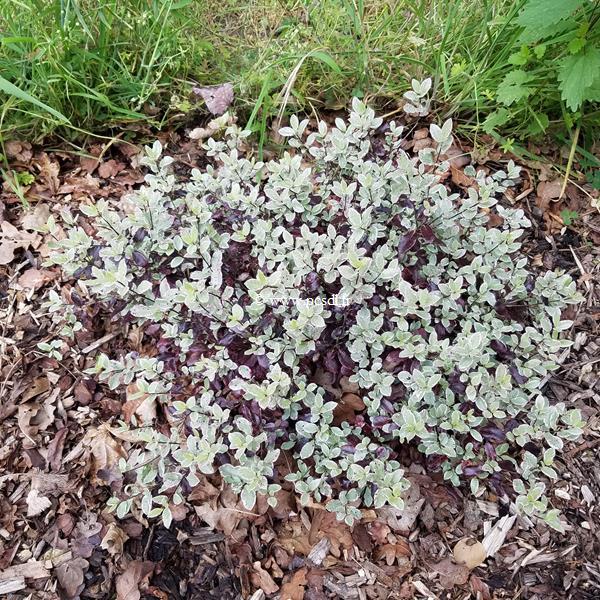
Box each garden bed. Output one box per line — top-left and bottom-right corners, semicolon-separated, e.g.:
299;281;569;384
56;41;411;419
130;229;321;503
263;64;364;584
0;116;598;599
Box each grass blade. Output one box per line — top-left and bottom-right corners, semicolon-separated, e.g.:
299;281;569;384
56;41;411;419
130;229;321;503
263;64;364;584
0;75;70;123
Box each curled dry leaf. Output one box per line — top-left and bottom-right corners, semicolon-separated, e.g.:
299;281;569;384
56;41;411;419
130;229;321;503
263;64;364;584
453;538;486;569
100;523;129;556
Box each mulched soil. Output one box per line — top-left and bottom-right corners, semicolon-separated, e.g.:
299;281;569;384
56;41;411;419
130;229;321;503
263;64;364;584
0;129;599;600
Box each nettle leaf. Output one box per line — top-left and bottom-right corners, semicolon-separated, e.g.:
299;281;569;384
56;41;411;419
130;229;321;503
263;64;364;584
517;0;583;42
557;45;600;111
497;70;536;106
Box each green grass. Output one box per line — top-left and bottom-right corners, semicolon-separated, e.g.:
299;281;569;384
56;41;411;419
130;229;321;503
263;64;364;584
0;0;211;141
196;0;523;114
1;0;599;151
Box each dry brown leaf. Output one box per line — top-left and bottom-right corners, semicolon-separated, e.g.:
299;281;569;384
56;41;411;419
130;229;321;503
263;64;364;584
98;159;125;179
537;179;562;206
21;203;50;230
18;398;56;439
277;520;313;556
55;557;88;599
86;424;126;482
450;165;475;188
374;541;411;566
36;153;60;193
433;557;470;589
5;140;33;162
0;221;39;265
71;517;103;559
47;427;68;471
250;561;279;595
194;486;258;536
309;509;353;557
369;520;391;545
26;488;52;517
270;489;296;519
377;482;424;534
116;561;154;600
453;538;486;569
101;523;129;556
193;83;234;115
123;383;156;425
21;376;50;402
279;568;307;600
17;268;57;290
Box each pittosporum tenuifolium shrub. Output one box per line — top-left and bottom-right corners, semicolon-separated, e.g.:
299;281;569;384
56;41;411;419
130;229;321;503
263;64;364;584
44;94;584;530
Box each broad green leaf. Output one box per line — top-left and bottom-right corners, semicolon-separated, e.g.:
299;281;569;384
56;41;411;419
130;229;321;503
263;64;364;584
497;70;535;106
517;0;583;42
557;45;600;111
0;75;70;122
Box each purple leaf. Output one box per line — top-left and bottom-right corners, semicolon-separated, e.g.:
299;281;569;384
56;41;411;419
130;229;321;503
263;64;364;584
193;83;234;116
